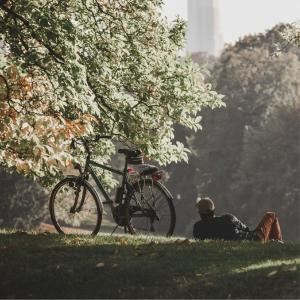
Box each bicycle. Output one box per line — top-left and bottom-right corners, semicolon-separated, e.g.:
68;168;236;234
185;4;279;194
49;135;176;237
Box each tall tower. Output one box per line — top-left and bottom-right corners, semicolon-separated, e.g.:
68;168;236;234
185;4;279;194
187;0;223;56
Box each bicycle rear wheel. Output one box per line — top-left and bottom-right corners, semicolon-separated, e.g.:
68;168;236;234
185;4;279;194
49;176;102;235
125;179;175;237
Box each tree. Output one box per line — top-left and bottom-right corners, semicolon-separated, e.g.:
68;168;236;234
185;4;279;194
0;0;223;183
230;103;300;241
165;52;217;236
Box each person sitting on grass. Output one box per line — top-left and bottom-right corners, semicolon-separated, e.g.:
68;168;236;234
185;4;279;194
193;197;283;243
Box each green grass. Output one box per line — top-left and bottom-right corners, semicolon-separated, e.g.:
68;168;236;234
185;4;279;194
0;229;299;299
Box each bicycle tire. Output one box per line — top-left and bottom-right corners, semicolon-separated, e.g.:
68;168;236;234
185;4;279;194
125;179;176;237
49;176;102;236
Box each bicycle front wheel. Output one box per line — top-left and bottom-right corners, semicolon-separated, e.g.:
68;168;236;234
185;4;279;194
49;176;102;235
125;179;176;237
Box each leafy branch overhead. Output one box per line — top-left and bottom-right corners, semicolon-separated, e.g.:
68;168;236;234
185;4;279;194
282;21;300;48
0;0;223;182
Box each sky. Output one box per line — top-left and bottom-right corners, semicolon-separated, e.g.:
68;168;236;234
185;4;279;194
162;0;300;45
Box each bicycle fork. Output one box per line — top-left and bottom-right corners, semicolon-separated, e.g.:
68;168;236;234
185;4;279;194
70;180;87;214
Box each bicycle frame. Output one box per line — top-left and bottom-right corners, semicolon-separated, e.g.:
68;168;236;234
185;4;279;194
85;156;129;207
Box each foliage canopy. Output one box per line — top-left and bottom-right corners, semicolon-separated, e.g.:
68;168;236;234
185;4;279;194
0;0;223;182
282;21;300;48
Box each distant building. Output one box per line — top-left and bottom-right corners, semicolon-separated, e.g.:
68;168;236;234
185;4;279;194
187;0;223;56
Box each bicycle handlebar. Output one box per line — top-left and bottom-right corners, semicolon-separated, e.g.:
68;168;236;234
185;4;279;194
70;135;112;153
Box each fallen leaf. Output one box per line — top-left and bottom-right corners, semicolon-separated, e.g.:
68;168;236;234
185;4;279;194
116;237;128;245
205;282;213;287
175;238;191;245
95;262;105;268
148;241;158;246
15;230;29;235
288;266;297;272
41;231;51;235
267;270;278;277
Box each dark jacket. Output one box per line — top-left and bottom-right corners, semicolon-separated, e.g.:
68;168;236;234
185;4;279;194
193;213;256;241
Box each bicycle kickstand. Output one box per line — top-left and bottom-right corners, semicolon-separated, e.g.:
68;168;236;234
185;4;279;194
111;224;119;236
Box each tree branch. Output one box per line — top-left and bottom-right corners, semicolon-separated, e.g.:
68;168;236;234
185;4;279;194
0;3;65;64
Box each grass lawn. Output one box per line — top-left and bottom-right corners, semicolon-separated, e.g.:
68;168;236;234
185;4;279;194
0;229;299;299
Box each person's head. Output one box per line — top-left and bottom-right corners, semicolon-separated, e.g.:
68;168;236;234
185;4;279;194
195;197;215;219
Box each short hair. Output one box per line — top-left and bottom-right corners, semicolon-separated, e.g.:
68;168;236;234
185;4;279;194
195;197;215;218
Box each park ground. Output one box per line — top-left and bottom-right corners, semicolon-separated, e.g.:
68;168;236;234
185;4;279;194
0;229;299;299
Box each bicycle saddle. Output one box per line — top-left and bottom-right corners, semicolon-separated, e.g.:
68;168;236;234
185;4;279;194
138;164;159;176
118;149;142;157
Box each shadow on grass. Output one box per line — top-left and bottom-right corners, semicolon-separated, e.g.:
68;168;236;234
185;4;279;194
0;232;299;299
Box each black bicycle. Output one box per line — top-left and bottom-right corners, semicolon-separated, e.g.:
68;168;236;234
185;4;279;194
49;135;176;237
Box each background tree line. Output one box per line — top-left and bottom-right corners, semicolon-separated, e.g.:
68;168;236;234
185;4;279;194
168;25;300;241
